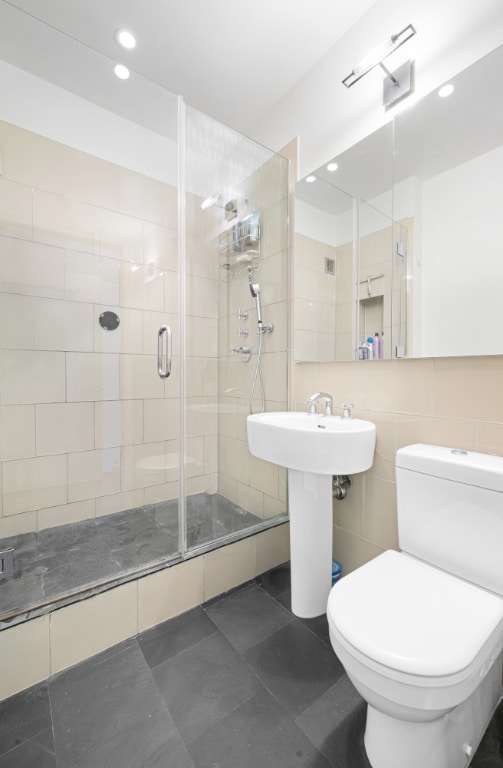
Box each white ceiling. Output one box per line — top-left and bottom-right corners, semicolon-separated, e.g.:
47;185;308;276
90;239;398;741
0;0;378;136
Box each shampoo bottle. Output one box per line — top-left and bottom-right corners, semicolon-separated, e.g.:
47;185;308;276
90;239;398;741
374;332;380;359
379;331;384;359
367;337;374;360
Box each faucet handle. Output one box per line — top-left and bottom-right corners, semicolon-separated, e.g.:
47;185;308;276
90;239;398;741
341;403;354;419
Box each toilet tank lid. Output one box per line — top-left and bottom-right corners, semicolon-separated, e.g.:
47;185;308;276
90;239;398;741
396;444;503;491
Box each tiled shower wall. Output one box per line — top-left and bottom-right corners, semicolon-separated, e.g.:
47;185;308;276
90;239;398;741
0;119;211;539
292;355;503;575
217;155;289;521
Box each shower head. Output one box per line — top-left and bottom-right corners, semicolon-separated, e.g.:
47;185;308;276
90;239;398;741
200;193;238;216
249;280;260;298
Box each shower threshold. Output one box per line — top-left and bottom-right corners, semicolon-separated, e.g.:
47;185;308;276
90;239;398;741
0;493;281;629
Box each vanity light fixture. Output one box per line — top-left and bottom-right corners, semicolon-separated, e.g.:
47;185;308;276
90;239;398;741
343;23;416;109
438;84;454;98
114;64;130;80
115;29;136;49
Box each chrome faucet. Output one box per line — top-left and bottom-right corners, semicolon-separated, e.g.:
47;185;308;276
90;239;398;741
307;392;333;416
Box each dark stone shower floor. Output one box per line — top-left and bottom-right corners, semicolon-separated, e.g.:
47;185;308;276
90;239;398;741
0;493;261;626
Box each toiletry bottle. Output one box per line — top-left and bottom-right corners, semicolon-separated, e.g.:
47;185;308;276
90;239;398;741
367;337;374;360
359;342;369;360
374;332;380;359
379;331;384;360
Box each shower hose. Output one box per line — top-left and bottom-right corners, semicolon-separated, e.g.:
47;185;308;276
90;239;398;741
249;324;265;414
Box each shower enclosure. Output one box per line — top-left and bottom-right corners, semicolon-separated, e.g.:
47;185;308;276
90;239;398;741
0;24;289;624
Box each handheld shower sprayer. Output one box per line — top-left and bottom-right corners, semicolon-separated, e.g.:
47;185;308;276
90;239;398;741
248;271;263;325
247;266;273;415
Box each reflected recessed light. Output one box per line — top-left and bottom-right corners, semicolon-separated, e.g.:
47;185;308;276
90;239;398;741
326;162;338;172
438;84;454;98
306;175;316;183
116;29;136;49
114;64;130;80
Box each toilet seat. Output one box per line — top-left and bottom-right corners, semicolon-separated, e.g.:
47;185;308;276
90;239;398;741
327;550;503;680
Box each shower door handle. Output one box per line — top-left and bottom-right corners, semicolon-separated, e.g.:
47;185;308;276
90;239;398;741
158;325;172;379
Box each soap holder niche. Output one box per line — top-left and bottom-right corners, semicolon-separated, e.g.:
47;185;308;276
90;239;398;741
219;212;261;273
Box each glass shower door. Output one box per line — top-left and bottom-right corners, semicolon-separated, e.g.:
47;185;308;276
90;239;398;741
182;104;289;554
0;28;183;620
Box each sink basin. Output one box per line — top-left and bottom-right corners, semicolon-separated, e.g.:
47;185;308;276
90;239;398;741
247;411;376;475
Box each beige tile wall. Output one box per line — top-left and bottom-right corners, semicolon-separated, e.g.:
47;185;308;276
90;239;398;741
0;120;218;536
0;522;290;701
217;153;289;519
294;232;337;362
291;355;503;575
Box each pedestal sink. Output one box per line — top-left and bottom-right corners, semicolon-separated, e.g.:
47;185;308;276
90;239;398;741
247;411;376;618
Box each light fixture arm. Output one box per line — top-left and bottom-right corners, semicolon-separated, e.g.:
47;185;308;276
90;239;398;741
379;62;399;86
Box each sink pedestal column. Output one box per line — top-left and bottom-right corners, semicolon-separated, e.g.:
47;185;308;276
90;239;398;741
288;469;333;618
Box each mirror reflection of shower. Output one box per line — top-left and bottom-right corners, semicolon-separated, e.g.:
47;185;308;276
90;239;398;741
248;267;274;415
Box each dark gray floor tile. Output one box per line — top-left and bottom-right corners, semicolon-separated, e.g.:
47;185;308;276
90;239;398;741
0;682;51;756
185;493;260;547
95;506;155;533
36;519;97;551
0;730;57;768
152;503;179;540
2;492;259;620
0;533;44;615
471;699;503;767
317;704;370;768
68;707;193;768
50;639;168;766
244;619;345;718
296;674;367;766
109;528;179;570
0;532;38;562
188;688;331;768
139;606;217;669
205;582;294;653
256;562;291;609
300;612;332;646
151;630;261;744
0;572;44;616
39;534;121;597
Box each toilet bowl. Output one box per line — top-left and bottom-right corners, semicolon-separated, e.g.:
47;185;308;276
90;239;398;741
326;445;503;768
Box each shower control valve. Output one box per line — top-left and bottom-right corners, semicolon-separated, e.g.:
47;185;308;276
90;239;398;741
238;327;249;337
237;309;248;320
231;345;252;362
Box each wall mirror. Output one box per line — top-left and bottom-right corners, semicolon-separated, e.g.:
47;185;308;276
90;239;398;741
294;43;503;361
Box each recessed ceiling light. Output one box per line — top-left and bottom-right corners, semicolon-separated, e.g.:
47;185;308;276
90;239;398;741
115;29;136;49
438;84;454;98
114;64;130;80
306;175;316;183
326;162;338;172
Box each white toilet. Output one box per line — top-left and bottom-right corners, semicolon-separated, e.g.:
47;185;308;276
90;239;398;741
327;444;503;768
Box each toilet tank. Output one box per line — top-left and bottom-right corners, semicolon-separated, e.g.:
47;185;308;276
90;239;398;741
396;444;503;597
